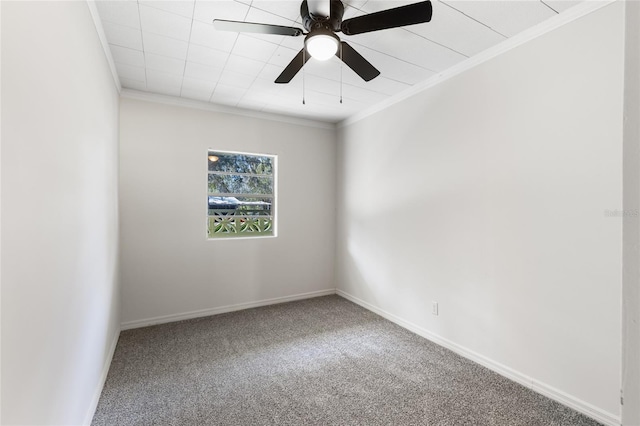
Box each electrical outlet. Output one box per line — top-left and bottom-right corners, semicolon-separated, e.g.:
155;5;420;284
432;302;438;316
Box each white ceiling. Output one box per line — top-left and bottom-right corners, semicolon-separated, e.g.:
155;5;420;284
96;0;582;122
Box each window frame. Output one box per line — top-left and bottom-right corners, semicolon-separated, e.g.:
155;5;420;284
206;149;277;240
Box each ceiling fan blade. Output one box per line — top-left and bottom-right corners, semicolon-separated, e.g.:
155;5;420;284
340;1;432;35
275;49;311;84
337;42;380;81
213;19;304;37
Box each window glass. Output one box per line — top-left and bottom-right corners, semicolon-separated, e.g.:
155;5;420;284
207;151;276;239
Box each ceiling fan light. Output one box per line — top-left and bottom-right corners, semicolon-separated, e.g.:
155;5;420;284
305;34;339;61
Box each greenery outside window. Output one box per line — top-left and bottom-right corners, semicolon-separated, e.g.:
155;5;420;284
207;150;276;239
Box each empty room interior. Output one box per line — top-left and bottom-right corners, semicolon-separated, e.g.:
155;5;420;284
2;0;640;425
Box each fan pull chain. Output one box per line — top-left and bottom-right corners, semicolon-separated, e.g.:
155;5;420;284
302;49;306;105
339;42;343;104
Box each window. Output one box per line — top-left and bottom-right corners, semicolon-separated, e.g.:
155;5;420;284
207;150;276;239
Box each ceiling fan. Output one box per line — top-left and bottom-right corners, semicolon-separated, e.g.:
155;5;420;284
213;0;433;84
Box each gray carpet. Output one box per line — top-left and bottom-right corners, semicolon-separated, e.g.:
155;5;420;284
92;295;601;425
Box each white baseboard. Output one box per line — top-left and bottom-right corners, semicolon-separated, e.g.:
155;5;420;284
83;329;120;426
121;289;337;330
336;289;621;426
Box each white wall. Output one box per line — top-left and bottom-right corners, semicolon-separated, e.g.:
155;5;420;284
622;1;640;424
336;2;624;422
1;2;120;424
119;97;336;326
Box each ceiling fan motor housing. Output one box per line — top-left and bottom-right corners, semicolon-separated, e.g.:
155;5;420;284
301;0;344;32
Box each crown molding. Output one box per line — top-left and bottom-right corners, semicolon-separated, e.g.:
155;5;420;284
120;89;337;130
86;0;122;93
339;0;617;128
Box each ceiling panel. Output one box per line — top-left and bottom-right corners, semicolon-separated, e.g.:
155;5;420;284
250;0;304;21
258;62;288;81
96;0;585;123
145;53;186;75
115;62;146;81
243;7;301;45
359;0;415;13
232;34;279;62
247;78;282;98
218;68;258;88
341;84;388;104
180;87;214;101
225;54;266;77
181;76;217;93
542;0;583;13
96;1;141;29
140;0;196;18
301;74;344;96
193;0;250;23
364;27;466;71
441;0;557;37
355;76;411;96
343;0;368;10
278;32;307;50
139;4;193;40
268;45;300;67
211;83;247;105
190;19;238;51
301;58;342;81
184;61;223;81
110;44;146;68
263;89;369;120
146;70;183;96
102;21;143;50
143;32;189;59
304;88;351;106
406;1;507;57
186;44;230;67
238;85;277;109
341;42;436;85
